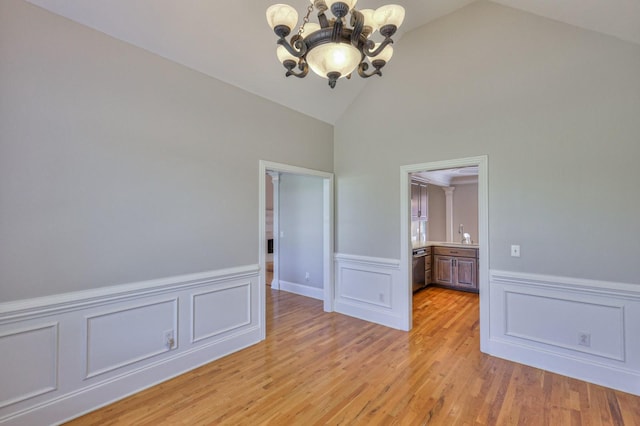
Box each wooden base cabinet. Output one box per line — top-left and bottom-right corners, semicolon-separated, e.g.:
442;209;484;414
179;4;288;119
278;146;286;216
432;246;478;293
424;246;432;285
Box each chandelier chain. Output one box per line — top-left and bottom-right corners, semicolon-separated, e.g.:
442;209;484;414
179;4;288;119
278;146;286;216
297;4;314;37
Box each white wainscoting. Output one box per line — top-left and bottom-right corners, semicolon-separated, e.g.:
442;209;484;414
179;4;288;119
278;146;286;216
0;265;261;425
488;270;640;396
334;254;404;330
85;298;179;379
0;324;58;410
278;281;324;301
191;283;252;343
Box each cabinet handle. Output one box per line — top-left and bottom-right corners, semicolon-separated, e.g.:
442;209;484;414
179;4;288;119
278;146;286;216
450;251;458;254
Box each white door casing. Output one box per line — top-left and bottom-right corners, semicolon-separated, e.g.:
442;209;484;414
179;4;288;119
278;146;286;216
400;155;489;352
258;161;335;340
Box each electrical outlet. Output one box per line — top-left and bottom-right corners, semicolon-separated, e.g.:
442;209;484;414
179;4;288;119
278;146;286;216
164;329;175;349
510;245;521;257
578;332;591;347
379;293;384;302
305;272;310;281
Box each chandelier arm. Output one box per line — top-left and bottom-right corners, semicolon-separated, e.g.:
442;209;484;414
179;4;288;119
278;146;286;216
357;61;382;78
282;60;309;78
276;37;308;58
317;11;330;28
331;18;343;43
379;24;399;39
287;67;310;78
350;10;365;46
363;38;393;58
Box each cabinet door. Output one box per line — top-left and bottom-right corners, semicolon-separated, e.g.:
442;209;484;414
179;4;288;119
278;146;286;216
425;255;432;285
433;255;455;286
455;257;477;290
411;182;420;218
419;184;428;220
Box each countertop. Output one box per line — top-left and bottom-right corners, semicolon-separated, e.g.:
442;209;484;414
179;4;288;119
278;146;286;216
412;241;479;250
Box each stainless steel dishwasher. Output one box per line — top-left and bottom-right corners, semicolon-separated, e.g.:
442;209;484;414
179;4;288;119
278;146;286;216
412;248;427;292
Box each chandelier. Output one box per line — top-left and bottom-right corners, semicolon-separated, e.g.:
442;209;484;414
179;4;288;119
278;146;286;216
266;0;405;88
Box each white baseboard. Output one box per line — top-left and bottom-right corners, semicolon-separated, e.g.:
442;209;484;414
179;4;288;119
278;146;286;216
333;253;406;330
278;280;323;300
0;265;262;425
488;270;640;396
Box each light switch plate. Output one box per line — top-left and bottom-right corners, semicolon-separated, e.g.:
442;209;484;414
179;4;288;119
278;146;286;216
511;245;521;257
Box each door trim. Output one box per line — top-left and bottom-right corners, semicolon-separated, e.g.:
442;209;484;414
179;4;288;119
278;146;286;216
399;156;489;352
258;161;335;340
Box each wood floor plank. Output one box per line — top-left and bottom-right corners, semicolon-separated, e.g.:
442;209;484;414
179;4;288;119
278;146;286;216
65;287;640;425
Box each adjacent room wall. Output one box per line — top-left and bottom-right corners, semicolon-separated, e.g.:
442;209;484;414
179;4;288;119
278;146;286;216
335;0;640;284
0;0;333;303
452;182;478;244
278;173;324;291
427;184;446;242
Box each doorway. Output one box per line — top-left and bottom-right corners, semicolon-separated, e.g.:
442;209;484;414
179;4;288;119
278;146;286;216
400;156;489;352
258;161;334;340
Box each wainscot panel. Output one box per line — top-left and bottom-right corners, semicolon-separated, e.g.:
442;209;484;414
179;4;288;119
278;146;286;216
191;282;251;343
0;265;261;425
334;254;404;330
488;270;640;396
0;324;58;409
86;299;179;378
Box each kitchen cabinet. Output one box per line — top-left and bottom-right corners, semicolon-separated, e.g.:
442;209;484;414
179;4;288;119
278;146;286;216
432;246;478;292
424;246;432;285
411;180;428;220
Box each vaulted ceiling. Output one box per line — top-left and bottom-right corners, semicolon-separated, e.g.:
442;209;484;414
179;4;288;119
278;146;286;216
25;0;640;124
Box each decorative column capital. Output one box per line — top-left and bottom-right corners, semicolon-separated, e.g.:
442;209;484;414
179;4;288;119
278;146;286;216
267;171;280;182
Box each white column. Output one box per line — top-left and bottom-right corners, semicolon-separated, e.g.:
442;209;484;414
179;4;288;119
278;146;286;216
442;186;455;242
267;171;280;289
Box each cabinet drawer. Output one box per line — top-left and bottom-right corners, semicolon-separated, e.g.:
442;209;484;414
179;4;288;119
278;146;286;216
425;256;432;269
433;246;477;258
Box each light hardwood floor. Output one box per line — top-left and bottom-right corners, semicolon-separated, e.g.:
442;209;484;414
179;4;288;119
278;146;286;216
66;287;640;425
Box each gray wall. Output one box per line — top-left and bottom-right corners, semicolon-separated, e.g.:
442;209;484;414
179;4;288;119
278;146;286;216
0;0;333;302
278;174;324;288
335;1;640;284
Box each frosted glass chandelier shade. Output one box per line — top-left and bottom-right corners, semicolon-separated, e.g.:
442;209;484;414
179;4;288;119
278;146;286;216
374;4;405;28
371;43;393;62
306;43;361;79
359;9;378;34
276;45;297;64
266;4;298;30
